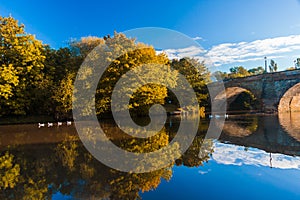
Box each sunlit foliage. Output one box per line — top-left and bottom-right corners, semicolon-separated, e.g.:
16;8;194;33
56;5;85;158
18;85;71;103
0;152;20;189
0;16;45;116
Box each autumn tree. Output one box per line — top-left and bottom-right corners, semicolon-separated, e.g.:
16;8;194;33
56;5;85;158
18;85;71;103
52;73;75;119
0;16;45;116
70;36;105;59
72;32;178;116
0;152;20;189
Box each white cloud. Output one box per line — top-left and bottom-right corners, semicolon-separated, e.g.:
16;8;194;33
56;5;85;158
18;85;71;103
159;34;300;67
192;36;204;41
157;45;206;60
206;35;300;66
212;142;300;170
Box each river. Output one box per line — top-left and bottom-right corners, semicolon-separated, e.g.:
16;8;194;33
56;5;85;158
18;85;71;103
0;114;300;199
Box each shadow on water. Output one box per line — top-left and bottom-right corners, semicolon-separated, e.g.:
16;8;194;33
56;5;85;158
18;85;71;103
0;114;300;199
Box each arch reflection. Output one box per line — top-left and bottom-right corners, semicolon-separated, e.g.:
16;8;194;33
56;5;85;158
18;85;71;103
278;112;300;142
216;116;258;137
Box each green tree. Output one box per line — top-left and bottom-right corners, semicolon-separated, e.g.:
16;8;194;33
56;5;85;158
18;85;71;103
170;58;210;109
43;46;77;83
0;16;45;116
38;46;80;117
269;59;278;72
213;66;264;82
247;66;265;75
175;136;213;167
295;58;300;69
228;66;251;78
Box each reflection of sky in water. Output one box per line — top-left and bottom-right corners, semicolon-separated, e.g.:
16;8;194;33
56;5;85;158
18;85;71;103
213;142;300;170
141;141;300;200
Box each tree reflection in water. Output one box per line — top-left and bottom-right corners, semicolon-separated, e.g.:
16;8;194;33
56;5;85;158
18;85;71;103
176;136;213;167
0;119;213;200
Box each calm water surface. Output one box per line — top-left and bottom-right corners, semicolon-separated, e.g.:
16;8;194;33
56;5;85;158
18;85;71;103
0;113;300;199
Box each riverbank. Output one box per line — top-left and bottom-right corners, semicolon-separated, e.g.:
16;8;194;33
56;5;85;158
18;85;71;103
0;109;281;126
0;115;55;125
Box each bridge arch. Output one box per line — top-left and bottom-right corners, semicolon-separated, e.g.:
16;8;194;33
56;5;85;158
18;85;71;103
214;87;260;113
278;82;300;112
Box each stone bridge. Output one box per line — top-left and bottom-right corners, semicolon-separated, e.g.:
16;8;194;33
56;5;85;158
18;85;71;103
208;69;300;113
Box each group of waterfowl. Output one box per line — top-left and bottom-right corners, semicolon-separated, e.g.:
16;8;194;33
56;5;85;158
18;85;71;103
208;114;229;119
38;121;72;128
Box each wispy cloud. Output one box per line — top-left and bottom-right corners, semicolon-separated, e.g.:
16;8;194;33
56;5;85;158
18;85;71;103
192;36;204;41
157;45;206;60
159;34;300;67
206;35;300;66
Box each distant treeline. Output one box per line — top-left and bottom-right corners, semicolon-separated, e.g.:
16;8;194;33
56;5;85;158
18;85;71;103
213;58;300;81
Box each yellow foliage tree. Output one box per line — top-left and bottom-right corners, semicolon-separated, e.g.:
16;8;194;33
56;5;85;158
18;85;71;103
0;16;45;116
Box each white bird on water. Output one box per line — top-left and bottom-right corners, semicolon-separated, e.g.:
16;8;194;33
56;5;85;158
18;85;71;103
48;122;53;127
57;122;62;126
209;114;229;119
67;121;72;126
38;123;45;128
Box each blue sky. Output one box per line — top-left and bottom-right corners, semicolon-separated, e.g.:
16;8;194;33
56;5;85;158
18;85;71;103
1;0;300;71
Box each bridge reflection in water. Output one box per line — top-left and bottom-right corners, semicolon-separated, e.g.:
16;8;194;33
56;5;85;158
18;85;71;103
216;114;300;157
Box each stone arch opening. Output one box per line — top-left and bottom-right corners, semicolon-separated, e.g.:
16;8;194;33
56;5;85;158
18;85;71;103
214;87;260;114
278;83;300;112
